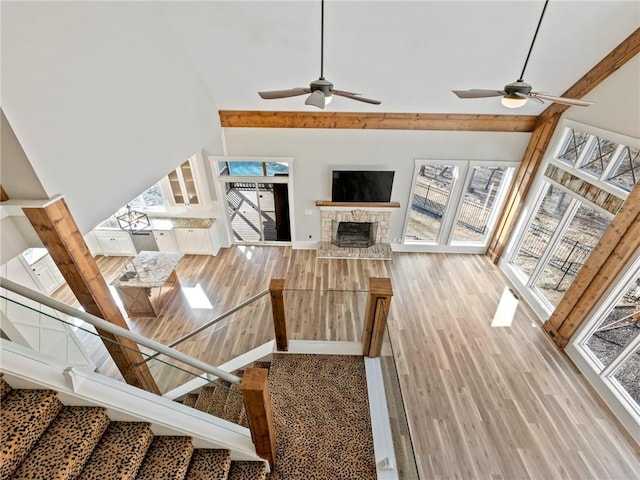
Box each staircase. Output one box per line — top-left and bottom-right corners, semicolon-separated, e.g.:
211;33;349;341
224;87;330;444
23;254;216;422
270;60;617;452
0;376;267;480
180;362;271;428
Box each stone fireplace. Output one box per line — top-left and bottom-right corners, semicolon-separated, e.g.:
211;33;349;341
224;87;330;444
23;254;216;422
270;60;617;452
318;207;393;259
332;221;378;248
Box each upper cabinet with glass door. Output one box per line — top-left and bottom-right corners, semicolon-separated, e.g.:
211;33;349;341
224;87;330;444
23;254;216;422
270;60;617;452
168;159;200;206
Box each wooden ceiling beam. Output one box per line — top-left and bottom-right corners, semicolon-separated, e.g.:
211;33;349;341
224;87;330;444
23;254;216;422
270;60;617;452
23;197;160;394
538;27;640;123
487;29;640;265
219;111;538;132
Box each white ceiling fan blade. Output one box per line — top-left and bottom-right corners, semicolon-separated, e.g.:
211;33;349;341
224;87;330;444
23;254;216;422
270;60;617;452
333;90;381;105
452;89;505;99
305;90;326;109
531;92;594;106
258;88;310;99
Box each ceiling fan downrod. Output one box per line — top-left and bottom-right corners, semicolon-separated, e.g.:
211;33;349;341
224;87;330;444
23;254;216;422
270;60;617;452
320;0;325;80
518;0;550;81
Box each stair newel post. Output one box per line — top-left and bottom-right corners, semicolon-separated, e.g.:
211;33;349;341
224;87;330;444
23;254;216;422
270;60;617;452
269;279;288;351
240;368;276;469
362;277;393;357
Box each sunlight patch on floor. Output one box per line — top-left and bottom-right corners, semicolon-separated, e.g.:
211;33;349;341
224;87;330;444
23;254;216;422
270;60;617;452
491;287;519;328
238;245;255;260
181;284;213;309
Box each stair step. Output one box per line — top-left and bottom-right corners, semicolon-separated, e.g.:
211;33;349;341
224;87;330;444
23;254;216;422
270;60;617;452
252;361;271;370
237;407;249;428
221;384;245;424
77;422;154;480
184;449;231;480
195;382;230;417
183;393;199;408
0;389;63;479
136;436;194;480
0;375;12;400
227;461;268;480
11;406;110;480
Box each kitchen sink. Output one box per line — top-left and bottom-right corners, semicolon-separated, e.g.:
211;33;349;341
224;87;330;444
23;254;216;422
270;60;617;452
119;271;137;282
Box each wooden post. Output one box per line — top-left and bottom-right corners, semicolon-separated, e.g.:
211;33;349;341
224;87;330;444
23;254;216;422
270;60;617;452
23;197;160;394
486;115;560;263
487;28;640;264
269;279;287;351
240;368;276;469
362;277;393;357
544;201;640;347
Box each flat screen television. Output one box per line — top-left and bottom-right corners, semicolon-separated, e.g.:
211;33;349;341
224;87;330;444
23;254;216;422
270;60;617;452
331;170;395;202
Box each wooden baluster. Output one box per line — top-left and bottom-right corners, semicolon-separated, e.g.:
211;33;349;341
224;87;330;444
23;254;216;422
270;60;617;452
362;277;393;357
269;279;288;351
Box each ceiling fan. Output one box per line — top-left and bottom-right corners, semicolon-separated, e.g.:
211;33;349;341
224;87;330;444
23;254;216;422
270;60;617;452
258;0;381;109
452;0;593;109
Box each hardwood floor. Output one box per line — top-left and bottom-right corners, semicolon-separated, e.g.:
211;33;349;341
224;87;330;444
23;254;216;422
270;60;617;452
54;246;640;479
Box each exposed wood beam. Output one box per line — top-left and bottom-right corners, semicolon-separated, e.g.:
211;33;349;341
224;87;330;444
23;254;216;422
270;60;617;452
544;183;640;348
219;111;538;132
23;197;160;393
487;115;560;262
488;28;640;264
538;28;640;124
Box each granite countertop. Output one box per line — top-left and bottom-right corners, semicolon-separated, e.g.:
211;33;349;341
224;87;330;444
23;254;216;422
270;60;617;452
111;251;184;288
96;216;214;232
149;217;215;231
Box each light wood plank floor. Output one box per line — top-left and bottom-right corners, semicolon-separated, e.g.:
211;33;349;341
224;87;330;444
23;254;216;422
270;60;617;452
53;247;640;479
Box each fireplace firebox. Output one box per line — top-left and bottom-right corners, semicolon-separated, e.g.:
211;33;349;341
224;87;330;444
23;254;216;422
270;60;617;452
331;221;378;248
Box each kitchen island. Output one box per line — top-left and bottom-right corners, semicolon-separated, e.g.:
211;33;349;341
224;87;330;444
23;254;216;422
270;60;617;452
111;251;184;318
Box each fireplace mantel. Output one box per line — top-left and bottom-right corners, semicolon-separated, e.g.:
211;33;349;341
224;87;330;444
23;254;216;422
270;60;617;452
315;201;400;208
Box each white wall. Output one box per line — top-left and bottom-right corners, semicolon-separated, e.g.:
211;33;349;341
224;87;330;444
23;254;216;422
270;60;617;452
222;128;530;244
1;2;217;234
564;54;640;138
0;111;47;200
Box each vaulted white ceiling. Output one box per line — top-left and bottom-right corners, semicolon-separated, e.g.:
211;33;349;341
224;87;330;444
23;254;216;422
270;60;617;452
1;1;638;235
159;0;639;114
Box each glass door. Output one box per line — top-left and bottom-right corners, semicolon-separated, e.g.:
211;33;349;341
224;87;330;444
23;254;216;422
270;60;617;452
214;158;292;245
403;160;516;251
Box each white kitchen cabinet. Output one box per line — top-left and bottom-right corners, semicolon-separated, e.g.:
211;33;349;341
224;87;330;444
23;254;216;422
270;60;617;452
94;230;136;256
153;230;179;251
167;159;200;206
174;227;215;254
17;250;66;295
31;255;65;294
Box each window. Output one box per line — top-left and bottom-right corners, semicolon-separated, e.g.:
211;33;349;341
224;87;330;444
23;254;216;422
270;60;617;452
557;128;589;166
403;160;516;252
217;161;289;177
554;125;640;193
567;255;640;444
608;146;640;192
502;121;638;318
129;183;165;210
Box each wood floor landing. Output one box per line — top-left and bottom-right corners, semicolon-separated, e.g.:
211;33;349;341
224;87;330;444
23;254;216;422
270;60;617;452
52;247;640;479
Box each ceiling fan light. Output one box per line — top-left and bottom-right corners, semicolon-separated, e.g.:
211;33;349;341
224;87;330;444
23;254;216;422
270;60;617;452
324;94;332;105
501;96;527;108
